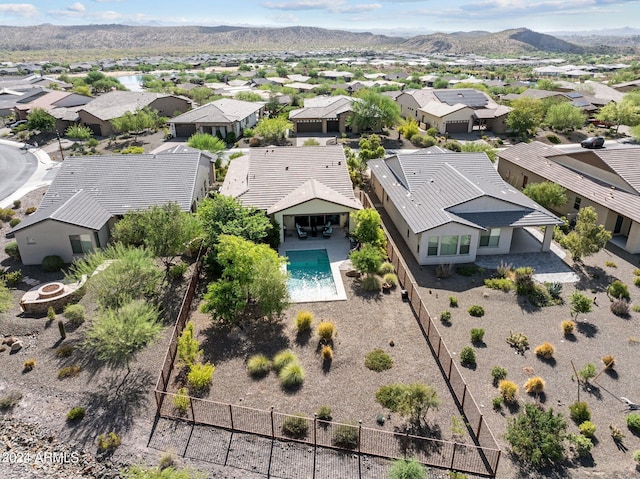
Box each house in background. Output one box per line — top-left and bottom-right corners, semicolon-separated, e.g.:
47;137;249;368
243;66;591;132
77;91;191;136
369;148;562;265
498;141;640;254
220;145;362;243
13;90;92;121
11;150;213;265
288;95;356;135
167;98;264;139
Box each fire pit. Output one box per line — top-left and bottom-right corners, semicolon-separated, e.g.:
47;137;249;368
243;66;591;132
37;282;65;299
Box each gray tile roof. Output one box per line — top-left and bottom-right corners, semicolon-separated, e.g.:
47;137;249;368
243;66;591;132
168;98;263;124
498;141;640;224
80;91;176;121
369;150;561;234
12;151;211;233
220;145;361;213
289;96;354;120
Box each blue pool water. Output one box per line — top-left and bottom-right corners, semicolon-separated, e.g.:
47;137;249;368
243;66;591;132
286;249;338;302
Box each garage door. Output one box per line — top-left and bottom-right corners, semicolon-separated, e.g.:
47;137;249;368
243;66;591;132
174;123;197;138
326;120;339;132
296;121;323;133
445;121;469;134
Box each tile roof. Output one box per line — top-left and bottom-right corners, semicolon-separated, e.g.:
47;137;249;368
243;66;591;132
498;141;640;224
220;145;361;213
80;91;176;121
168;98;263;124
289;95;354;120
369;150;561;234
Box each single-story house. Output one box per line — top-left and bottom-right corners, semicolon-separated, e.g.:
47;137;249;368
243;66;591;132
369;148;562;265
11;150;213;265
77;91;191;137
14;90;92;121
167;98;264;139
288;95;357;135
220;145;362;243
497;141;640;254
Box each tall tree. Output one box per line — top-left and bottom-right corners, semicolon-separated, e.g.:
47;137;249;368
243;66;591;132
560;206;611;261
348;91;401;132
506;97;544;137
254;116;293;144
544;102;586;132
522;182;567;210
597;96;640;133
376;383;440;428
26;107;55;132
351;208;387;251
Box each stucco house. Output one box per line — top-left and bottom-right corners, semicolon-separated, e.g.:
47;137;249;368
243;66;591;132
167;98;264;139
13;90;92;121
498;141;640;254
11;150;213;265
288;95;357;135
395;88;511;134
220;145;362;243
77;91;191;136
369;148;562;265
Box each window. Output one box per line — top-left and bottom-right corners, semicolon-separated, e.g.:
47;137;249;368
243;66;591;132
93;231;101;248
573;197;582;210
27;237;36;245
427;236;439;256
69;234;93;254
479;228;501;248
440;235;459;256
459;235;471;255
522;175;528;188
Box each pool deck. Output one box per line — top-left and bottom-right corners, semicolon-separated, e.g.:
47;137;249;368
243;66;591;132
279;231;351;303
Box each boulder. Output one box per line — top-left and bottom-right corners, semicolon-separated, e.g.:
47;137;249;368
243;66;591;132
10;341;23;352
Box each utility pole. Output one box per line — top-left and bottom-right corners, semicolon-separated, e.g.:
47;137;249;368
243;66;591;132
56;130;64;161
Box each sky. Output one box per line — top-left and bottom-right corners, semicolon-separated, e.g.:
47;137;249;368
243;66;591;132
0;0;638;35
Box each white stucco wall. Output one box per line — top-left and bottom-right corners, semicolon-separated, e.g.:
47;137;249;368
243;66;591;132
419;107;474;134
418;222;481;265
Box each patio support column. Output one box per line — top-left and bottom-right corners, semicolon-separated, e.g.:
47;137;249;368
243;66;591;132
541;225;553;252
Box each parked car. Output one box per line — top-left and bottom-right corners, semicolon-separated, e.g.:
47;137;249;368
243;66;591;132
581;137;605;149
8;120;27;129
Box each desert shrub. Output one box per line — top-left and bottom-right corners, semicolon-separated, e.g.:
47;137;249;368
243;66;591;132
524;376;545;394
635;276;640;288
484;278;513;291
605;260;617;268
97;431;121;451
273;349;297;371
279;362;305;388
435;263;453;278
569;401;591;424
383;273;398;287
55;345;74;358
467;305;484;317
317;321;335;341
23;359;36;371
411;134;436;148
634;305;640;313
514;266;535;294
578;363;597;382
9;218;20;227
317;405;332;421
389;458;427;479
120;146;145;154
601;355;615;369
492;396;504;409
460;346;476;366
303;138;320;146
444;140;461;152
63;304;86;326
506;331;529;354
57;365;82;379
4;242;20;260
378;262;394;275
168;262;188;281
546;134;561;144
569;433;593;457
534;342;555;359
0;208;15;221
562;320;575;335
633;450;640;464
66;406;85;421
449;296;458;307
187;362;215;391
570;291;593;317
470;328;485;343
610;424;625;441
527;284;551;307
12;199;21;209
440;310;452;323
627;413;640;432
545;281;563;299
47;306;56;321
499;380;518;403
42;255;64;272
365;348;393;372
4;270;23;287
281;414;309;439
608;280;630;300
321;345;333;360
295;310;313;332
25;206;36;215
579;421;596;438
173;387;189;414
456;264;484;276
0;391;22;410
496;260;512;278
332;423;359;449
247;354;272;378
611;299;630;316
491;366;508;382
361;275;382;291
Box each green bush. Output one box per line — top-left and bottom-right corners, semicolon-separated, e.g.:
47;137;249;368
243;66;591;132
627;413;640;432
562;320;575;335
579;363;597;382
13;199;21;209
4;242;20;260
168;262;188;280
411;134;436;148
534;342;555;359
449;295;458;307
173;387;189;415
635;276;640;288
281;414;309;439
514;266;534;294
546;134;561;144
187;362;215;391
55;345;74;358
365;348;393;372
0;207;15;222
523;376;545;394
332;423;359;449
247;354;272;378
608;280;630;300
456;264;484;277
470;328;485;343
279;362;305;388
97;431;121;451
63;304;86;326
389;458;427;479
25;206;36;215
569;401;591;424
527;284;551;307
499;380;518;403
579;421;596;438
361;275;382;291
460;346;476;366
295;310;313;332
9;218;20;228
467;305;485;317
42;255;64;272
67;406;85;421
545;281;562;298
491;366;507;382
633;449;640;464
570;291;593;316
120;146;145;154
316;405;332;421
317;321;335;341
383;273;398;287
4;270;23;287
569;433;593;457
378;262;395;275
440;310;452;323
506;331;529;353
444;140;462;152
484;278;513;291
57;365;82;379
273;349;297;371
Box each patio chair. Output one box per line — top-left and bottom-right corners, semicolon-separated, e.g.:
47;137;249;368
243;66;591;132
296;223;308;239
322;222;333;238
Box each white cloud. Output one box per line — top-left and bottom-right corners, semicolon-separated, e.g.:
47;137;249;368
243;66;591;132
67;2;86;12
262;0;381;13
273;13;301;23
0;3;39;17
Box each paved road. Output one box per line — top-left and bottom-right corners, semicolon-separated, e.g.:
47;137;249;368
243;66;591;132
0;143;37;204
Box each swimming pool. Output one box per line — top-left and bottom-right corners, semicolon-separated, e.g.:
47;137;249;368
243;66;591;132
286;249;339;302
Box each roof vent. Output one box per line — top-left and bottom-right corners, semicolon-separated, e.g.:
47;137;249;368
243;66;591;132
285;166;289;171
338;161;341;165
